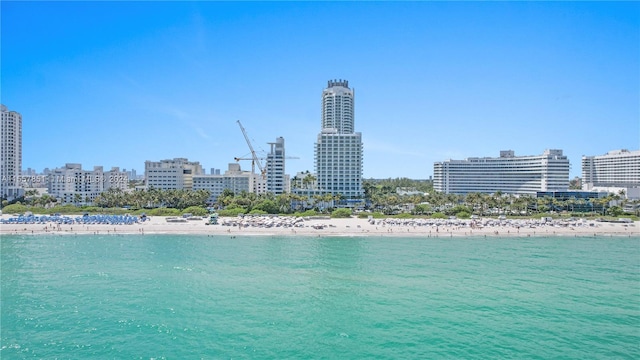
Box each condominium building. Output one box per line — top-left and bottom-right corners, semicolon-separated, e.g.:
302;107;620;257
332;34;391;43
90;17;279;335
48;163;128;204
433;149;570;195
582;149;640;188
192;163;252;204
581;149;640;199
265;137;286;195
145;158;204;190
314;79;364;200
1;104;23;200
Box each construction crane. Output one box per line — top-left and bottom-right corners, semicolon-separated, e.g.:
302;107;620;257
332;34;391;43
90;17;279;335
233;155;300;183
234;156;300;162
236;120;266;179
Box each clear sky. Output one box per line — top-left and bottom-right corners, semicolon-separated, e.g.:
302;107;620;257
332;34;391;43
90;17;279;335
2;1;638;179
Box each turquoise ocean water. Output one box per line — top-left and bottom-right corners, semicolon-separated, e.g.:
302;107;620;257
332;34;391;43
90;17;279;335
1;234;639;359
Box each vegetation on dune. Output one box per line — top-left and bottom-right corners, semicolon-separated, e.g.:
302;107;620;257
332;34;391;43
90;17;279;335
181;206;209;216
357;212;385;219
2;178;637;220
331;208;352;218
146;208;181;216
291;210;319;217
217;206;246;217
1;204;28;214
93;188;211;210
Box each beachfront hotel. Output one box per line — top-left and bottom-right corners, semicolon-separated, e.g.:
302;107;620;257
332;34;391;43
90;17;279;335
0;104;23;200
144;158;204;190
433;149;570;195
314;79;364;200
192;163;252;204
48;163;129;204
582;149;640;199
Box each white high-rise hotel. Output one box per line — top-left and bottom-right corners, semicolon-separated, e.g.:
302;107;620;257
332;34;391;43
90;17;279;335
1;104;23;200
582;149;640;188
434;149;570;195
315;80;363;199
582;149;640;199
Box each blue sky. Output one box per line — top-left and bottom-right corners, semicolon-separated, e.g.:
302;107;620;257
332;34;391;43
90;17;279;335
2;1;638;179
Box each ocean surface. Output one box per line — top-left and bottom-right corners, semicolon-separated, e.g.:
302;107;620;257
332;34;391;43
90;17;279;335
1;234;638;359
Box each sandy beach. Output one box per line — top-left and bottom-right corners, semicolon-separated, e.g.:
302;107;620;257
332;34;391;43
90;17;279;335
1;214;637;238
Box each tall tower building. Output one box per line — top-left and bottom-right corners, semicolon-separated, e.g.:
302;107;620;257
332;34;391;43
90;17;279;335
266;137;286;195
314;79;363;199
1;104;23;200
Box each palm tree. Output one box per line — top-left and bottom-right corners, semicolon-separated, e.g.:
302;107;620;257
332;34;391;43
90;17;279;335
520;194;535;214
25;189;39;198
291;193;306;212
312;194;324;211
276;192;292;213
615;189;627;212
491;191;506;214
465;192;482;215
290;176;300;190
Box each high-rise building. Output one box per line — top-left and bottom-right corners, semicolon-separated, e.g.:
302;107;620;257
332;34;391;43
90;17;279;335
582;149;640;188
266;137;286;195
145;158;204;190
433;149;570;195
1;104;23;200
314;79;364;199
581;149;640;199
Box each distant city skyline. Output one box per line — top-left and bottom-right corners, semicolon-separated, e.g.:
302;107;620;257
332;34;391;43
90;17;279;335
2;1;638;179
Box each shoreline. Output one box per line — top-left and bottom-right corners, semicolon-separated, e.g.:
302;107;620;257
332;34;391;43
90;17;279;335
1;214;637;238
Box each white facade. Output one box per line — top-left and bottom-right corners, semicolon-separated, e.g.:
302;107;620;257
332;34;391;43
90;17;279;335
582;149;640;188
321;80;355;133
145;158;204;190
433;149;570;195
48;163;129;204
582;149;640;200
314;80;364;199
265;137;286;194
1;104;23;200
192;163;252;203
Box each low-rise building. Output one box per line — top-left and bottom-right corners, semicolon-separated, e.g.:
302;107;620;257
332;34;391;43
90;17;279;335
145;158;204;190
48;163;128;204
192;163;252;204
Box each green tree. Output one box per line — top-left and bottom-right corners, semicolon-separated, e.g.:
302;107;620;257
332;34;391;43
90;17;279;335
331;208;352;218
413;203;431;215
607;206;624;217
253;199;279;214
1;203;28;214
